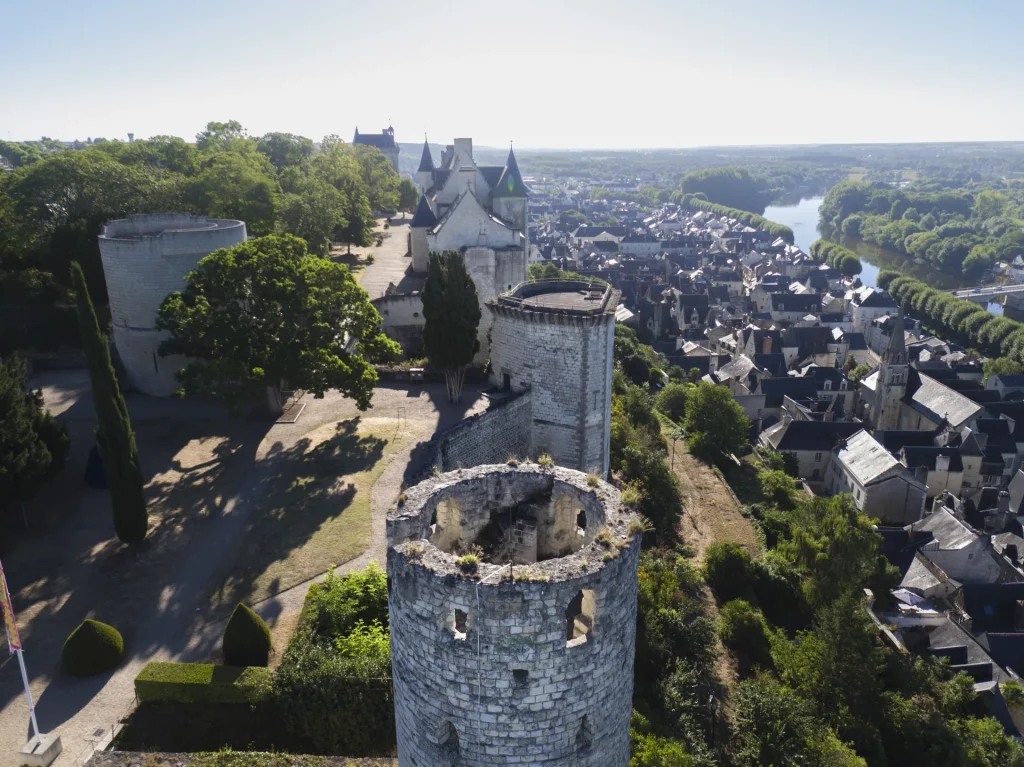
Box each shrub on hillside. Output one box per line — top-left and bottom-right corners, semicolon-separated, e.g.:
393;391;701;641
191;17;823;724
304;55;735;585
718;600;771;667
62;619;124;676
223;603;272;667
702;542;754;603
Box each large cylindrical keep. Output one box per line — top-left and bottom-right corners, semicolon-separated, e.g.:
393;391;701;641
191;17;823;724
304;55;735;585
387;464;640;767
98;213;246;395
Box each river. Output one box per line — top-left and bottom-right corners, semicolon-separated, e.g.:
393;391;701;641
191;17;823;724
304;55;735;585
761;197;1005;316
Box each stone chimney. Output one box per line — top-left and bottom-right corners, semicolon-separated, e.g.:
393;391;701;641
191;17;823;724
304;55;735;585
999;490;1011;514
936;454;950;473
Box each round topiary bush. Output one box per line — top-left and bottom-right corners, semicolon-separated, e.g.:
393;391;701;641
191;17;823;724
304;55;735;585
61;619;124;676
223;603;272;667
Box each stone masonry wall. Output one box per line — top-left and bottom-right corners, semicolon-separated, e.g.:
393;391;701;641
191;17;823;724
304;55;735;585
98;214;246;395
432;391;533;472
488;302;615;475
387;465;640;767
373;294;426;355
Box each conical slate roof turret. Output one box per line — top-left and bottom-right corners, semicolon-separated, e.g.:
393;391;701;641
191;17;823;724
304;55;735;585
410;194;437;229
417;139;434;173
492;147;528;198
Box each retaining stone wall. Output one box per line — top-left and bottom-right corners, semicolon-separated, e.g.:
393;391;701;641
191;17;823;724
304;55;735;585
433;391;533;472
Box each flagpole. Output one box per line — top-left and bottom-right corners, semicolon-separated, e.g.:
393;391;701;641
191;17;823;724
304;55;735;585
16;648;40;745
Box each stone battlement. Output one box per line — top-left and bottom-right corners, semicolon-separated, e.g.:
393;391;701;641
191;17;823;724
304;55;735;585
387;463;639;767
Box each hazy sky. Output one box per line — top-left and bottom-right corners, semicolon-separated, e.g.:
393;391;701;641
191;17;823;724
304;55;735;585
3;0;1022;149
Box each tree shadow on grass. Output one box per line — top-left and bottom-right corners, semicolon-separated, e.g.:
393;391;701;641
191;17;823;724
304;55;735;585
0;416;268;725
204;417;386;620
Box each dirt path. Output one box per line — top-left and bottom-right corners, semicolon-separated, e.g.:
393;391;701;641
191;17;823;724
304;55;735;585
669;440;758;564
666;439;759;725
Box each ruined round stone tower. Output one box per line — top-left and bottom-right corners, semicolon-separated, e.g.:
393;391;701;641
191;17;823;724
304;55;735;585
98;213;247;395
387;463;640;767
488;280;619;476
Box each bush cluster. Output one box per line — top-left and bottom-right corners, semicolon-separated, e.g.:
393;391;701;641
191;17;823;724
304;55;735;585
223;603;273;667
61;618;124;676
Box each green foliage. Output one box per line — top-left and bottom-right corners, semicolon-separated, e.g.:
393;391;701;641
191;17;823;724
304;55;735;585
778;494;897;609
718;600;771;665
0;122;395;357
876;269;901;291
681;197;794;243
983;356;1023;382
273;564;395;755
757;469;799;509
819;179;1024;278
134;662;272;703
679;167;772;213
683;381;750;461
0;355;69;519
62;618;124;676
223;603;272;667
734;674;866;767
888;275;1024;362
528;261;607;285
272;636;395;755
421;251;481;402
397;177;419;212
847;363;872;384
72;262;148;543
634;550;717;761
157;234;399;412
630;730;694;767
702;542;754;602
656;382;689;423
303;562;389;641
620;445;683;543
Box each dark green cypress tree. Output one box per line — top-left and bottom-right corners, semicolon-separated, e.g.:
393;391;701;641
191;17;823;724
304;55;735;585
421;251;480;402
71;262;148;543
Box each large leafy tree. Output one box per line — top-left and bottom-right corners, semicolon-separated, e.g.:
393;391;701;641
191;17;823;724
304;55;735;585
779;494;897;609
683;381;750;461
72;262;148;544
156;234;399;414
421;251;481;402
186;152;279;236
0;355;69;528
397;178;419;215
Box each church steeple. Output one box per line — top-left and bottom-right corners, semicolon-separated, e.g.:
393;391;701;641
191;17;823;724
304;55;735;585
883;310;906;365
493;147;528;198
874;310;908;430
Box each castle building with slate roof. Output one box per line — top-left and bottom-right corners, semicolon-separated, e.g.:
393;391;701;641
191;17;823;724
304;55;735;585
409;137;530;358
352;126;400;172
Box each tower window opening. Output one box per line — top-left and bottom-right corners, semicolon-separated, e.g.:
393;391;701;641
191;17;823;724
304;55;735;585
566;589;596;647
577;509;587;536
450;606;468;640
513;668;529;685
576;714;594;752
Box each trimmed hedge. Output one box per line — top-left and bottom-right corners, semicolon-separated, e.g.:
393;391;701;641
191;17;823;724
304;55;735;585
62;619;124;676
135;662;272;704
223;603;272;667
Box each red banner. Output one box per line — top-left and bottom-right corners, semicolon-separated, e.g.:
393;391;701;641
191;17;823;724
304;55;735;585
0;559;21;652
